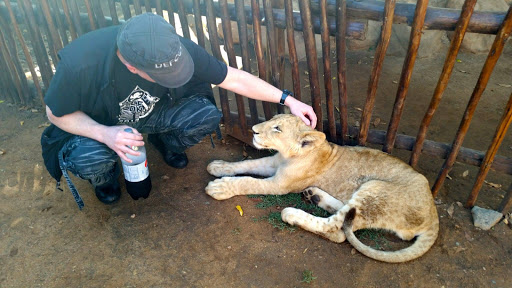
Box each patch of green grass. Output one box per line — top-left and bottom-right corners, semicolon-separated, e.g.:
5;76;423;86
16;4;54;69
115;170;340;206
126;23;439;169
253;211;296;231
249;195;391;251
249;194;330;231
301;269;317;283
354;229;391;250
249;194;330;217
231;227;241;235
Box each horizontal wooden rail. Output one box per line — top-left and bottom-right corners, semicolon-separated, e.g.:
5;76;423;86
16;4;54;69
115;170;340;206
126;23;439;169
309;0;507;34
177;0;366;39
1;0;507;36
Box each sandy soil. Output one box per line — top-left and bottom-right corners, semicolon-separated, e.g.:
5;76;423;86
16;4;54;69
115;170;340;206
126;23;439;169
0;49;511;287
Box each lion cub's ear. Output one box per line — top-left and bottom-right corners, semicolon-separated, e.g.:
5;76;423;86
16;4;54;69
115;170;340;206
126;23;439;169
300;130;326;147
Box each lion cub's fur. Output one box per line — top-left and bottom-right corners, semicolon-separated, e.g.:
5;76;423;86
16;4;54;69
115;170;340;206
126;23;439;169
206;114;439;263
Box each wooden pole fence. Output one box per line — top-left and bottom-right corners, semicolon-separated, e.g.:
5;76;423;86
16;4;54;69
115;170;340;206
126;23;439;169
432;4;512;197
358;0;395;146
320;0;336;141
410;0;477;168
336;0;348;145
219;0;248;136
383;0;428;154
466;92;512;207
299;0;322;132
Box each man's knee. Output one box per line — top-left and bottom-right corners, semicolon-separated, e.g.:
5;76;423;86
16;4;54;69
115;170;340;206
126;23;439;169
174;97;221;135
62;137;118;185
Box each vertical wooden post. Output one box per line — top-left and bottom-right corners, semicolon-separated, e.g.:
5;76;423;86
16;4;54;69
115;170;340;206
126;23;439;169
409;0;477;168
166;0;176;27
18;0;53;88
219;0;248;136
91;0;107;28
320;0;335;140
236;0;259;125
205;0;232;131
193;0;205;48
336;0;348;145
156;0;164;17
251;0;272;120
120;0;132;20
68;0;85;35
263;0;284;114
176;0;191;39
284;0;301;103
299;0;322;131
134;0;143;15
36;0;59;67
0;15;31;104
41;0;64;55
273;0;286;91
358;0;395;146
145;0;152;13
107;0;120;25
498;186;512;214
0;55;17;103
49;0;69;46
0;29;23;104
83;0;97;31
432;5;512;197
61;0;78;40
4;0;43;104
383;0;429;153
466;93;512;207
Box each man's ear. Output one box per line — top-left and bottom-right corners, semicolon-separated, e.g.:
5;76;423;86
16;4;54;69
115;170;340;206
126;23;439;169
300;130;326;147
117;50;138;74
125;63;138;74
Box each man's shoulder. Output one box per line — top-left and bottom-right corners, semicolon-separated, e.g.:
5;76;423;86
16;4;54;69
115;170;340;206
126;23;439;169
178;36;203;56
58;26;120;70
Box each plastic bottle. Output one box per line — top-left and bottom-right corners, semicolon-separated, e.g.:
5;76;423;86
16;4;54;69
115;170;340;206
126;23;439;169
121;128;152;200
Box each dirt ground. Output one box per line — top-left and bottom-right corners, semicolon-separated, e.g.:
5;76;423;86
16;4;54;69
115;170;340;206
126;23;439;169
1;48;512;287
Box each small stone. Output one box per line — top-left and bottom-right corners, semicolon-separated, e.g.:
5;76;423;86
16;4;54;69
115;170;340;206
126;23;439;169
351;248;356;255
9;247;18;257
471;206;503;230
130;214;136;219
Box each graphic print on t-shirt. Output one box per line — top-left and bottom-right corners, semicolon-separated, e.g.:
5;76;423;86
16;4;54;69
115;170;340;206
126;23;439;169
118;86;160;123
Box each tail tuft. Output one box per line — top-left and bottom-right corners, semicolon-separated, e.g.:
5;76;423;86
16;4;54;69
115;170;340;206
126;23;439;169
344;208;356;228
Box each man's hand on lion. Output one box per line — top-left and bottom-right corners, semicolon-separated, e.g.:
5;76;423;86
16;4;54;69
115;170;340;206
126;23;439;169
286;97;317;129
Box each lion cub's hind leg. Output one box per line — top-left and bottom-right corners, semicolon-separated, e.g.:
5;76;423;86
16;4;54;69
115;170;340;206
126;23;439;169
302;187;345;214
281;206;349;243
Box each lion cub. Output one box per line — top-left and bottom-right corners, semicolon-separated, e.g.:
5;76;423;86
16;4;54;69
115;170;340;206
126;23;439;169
206;114;439;263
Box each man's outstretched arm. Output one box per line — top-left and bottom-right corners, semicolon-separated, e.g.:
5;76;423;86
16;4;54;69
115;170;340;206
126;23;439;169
217;66;318;128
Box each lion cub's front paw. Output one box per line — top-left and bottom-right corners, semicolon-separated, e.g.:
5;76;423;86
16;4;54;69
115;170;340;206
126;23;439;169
207;160;235;177
205;178;236;200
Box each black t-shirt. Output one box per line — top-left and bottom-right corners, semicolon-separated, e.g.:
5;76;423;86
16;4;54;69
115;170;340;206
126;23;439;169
45;25;228;126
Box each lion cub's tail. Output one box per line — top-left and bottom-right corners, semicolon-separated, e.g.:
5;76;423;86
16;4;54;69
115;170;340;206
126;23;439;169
343;208;438;263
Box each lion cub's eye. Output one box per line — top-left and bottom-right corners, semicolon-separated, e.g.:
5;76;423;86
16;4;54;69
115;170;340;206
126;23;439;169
272;126;281;132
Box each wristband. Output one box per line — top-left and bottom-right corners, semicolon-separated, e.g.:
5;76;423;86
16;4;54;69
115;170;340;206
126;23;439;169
280;89;292;105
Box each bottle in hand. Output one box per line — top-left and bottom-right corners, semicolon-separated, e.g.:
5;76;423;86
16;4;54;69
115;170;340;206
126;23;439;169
121;128;152;200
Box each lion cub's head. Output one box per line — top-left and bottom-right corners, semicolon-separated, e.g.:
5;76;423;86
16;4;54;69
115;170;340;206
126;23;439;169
252;114;326;157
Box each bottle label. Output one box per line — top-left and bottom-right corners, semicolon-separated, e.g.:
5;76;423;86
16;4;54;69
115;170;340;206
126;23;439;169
122;160;149;182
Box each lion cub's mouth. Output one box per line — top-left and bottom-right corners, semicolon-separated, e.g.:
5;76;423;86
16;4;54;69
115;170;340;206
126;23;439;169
252;137;265;149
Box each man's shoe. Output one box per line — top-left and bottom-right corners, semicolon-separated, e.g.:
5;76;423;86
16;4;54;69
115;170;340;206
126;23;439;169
94;182;121;204
148;134;189;169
